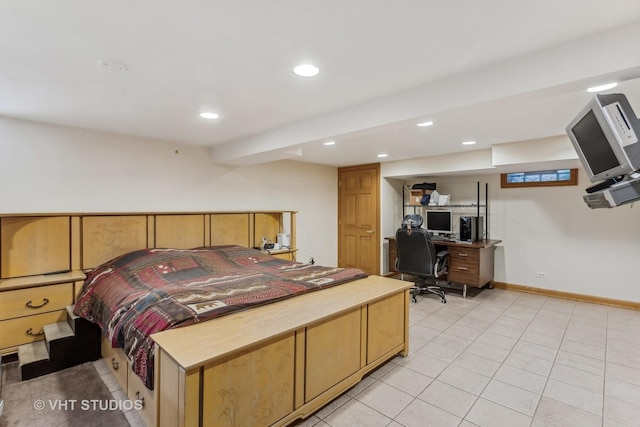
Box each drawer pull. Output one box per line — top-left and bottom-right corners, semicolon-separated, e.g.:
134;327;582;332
26;298;50;309
111;358;119;370
135;391;145;408
457;267;469;271
457;253;469;257
26;328;44;336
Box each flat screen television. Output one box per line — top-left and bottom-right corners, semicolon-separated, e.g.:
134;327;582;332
566;93;640;184
425;210;452;235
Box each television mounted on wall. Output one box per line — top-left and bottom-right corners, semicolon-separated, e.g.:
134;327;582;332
566;93;640;184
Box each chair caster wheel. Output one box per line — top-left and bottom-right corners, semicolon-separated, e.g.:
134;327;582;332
441;298;446;303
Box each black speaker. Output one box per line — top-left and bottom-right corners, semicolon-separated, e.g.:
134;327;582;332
460;216;483;242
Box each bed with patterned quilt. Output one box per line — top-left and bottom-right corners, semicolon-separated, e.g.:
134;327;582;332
74;244;367;389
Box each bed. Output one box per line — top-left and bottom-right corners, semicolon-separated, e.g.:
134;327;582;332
73;244;368;389
0;211;411;427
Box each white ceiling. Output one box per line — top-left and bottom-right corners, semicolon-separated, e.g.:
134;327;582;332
2;1;640;167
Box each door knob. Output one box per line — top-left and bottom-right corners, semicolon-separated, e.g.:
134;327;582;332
366;230;376;234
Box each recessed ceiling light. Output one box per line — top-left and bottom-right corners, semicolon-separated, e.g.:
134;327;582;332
199;112;219;120
462;141;476;145
416;121;434;127
323;141;335;146
377;153;388;158
587;82;618;93
293;64;319;77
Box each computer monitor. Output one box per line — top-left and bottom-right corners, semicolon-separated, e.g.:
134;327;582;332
425;210;452;234
566;93;640;184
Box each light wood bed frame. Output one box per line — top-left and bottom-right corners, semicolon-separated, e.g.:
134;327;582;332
0;212;411;427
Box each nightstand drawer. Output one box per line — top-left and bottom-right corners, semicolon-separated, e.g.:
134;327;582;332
0;310;67;349
0;283;73;321
271;251;294;261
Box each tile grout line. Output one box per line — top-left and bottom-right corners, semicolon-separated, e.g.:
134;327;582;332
413;290;528;424
527;298;575;427
464;292;550;426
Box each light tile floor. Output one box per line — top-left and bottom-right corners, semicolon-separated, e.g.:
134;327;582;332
101;286;640;426
291;287;640;427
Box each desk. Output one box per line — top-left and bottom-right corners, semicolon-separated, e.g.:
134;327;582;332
386;237;501;297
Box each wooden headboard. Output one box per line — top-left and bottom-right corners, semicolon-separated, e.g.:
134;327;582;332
0;211;297;279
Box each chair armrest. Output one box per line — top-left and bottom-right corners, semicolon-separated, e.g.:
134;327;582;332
434;250;449;278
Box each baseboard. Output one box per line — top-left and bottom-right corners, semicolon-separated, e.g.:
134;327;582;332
492;282;640;311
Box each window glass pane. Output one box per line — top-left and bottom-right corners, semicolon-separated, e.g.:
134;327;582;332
501;168;577;188
507;173;524;183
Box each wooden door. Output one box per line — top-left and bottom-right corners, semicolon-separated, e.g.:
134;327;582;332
338;164;380;275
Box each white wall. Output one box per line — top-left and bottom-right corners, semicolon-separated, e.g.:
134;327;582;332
0;117;338;266
489;170;640;303
380;177;404;272
6;117;639;302
385;171;640;303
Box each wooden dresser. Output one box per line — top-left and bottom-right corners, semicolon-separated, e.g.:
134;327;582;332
0;272;85;354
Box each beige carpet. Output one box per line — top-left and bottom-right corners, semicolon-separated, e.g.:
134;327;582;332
0;361;129;427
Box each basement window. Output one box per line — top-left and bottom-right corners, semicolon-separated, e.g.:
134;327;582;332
501;168;578;188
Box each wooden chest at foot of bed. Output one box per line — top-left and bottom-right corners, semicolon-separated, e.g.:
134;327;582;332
152;275;411;427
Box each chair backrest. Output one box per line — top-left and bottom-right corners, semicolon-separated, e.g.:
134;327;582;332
395;216;437;277
401;214;423;228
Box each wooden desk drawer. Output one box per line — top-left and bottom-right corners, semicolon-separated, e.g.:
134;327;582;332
0;283;73;321
448;268;479;285
0;310;67;349
448;247;480;285
388;242;398;272
101;337;129;392
449;248;479;264
127;366;156;427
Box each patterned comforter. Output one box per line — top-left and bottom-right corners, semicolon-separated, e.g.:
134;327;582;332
74;245;366;389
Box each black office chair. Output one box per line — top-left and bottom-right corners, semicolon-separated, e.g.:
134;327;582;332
395;215;448;303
